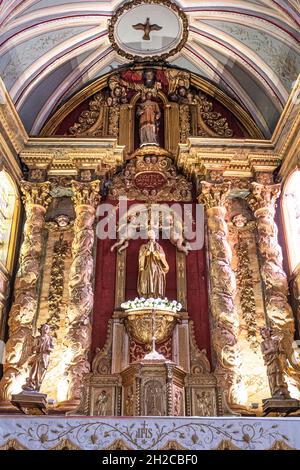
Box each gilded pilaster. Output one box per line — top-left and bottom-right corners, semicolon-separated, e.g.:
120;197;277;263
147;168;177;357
0;181;51;401
64;180;100;403
198;181;247;409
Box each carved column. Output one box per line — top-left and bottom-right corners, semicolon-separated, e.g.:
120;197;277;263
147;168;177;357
0;181;51;401
247;183;300;383
64;180;100;403
198;181;247;410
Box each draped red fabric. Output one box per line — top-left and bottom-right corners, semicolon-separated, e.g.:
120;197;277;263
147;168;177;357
91;200;210;361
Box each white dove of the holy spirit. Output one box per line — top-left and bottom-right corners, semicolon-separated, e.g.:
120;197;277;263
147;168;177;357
114;4;183;55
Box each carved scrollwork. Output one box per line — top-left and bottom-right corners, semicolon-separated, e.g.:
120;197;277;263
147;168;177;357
179;104;190;143
195;92;234;138
69;75;129;137
169;86;234;140
189;321;211;375
92;320;113;375
109;146;192;202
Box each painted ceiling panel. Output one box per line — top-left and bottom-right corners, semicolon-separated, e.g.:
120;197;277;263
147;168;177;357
201;43;281;133
0;0;299;136
202;20;300;90
18;48;95;132
0;26;91;90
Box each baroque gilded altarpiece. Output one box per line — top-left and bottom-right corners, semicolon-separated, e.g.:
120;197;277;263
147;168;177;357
0;66;300;419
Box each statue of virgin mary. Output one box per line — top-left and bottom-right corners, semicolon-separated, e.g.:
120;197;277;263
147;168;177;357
137;230;169;299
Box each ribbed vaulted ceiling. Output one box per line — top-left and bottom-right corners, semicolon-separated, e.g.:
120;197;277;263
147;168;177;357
0;0;299;137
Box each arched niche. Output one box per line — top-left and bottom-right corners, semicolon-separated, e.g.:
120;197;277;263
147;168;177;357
40;65;264;150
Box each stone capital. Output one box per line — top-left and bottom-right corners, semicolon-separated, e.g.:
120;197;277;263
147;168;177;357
247;182;281;216
20;181;52;210
197;181;231;209
71;180;100;208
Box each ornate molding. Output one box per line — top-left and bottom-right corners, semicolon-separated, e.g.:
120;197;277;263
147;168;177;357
110;145;192;202
177;144;280;181
19;139;125;177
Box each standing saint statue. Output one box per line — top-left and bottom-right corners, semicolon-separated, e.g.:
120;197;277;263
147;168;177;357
22;324;54;392
96;390;108;415
137;230;169;299
136;92;161;145
260;327;290;399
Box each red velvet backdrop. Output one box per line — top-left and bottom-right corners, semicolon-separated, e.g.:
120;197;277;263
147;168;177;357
92;201;210;361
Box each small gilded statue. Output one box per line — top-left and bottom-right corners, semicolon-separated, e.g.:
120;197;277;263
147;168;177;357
260;327;290;399
96;390;108;415
138;229;169;299
22;324;54;392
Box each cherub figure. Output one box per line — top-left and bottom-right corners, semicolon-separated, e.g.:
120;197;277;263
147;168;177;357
110;213;140;253
161;212;190;255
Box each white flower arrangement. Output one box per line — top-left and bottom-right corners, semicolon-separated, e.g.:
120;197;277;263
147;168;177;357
121;297;182;313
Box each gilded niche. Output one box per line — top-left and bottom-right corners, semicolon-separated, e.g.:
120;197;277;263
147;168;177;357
65;67;238;147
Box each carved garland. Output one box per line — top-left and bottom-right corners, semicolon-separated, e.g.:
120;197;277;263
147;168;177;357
234;222;259;351
47;233;71;336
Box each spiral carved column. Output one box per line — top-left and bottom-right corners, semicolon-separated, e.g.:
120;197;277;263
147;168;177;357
64;180;100;404
0;181;51;402
247;183;300;388
198;181;247;410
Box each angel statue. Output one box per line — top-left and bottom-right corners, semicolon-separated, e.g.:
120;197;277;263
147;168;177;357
111;212;141;253
161;212;190;255
21;324;54;392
